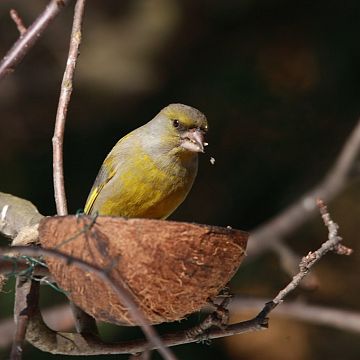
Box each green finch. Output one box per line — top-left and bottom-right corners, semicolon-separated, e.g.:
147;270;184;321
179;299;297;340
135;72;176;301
84;103;208;219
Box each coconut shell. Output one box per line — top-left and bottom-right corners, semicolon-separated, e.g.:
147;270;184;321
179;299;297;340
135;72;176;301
39;216;248;325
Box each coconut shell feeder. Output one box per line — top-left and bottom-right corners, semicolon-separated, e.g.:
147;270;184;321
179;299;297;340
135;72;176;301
39;216;248;326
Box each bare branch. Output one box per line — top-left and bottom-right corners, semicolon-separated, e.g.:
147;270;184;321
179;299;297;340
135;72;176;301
53;0;86;216
0;304;74;349
230;297;360;334
248;119;360;258
272;241;318;290
51;0;96;336
3;296;357;350
9;9;27;36
10;279;39;360
205;200;353;342
0;0;71;81
270;200;351;306
0;256;49;278
2;247;177;360
317;199;353;256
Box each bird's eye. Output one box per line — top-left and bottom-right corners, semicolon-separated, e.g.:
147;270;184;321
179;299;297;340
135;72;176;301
173;119;180;128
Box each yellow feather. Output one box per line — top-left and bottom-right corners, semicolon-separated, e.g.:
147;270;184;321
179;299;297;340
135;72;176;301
84;156;116;214
84;186;100;214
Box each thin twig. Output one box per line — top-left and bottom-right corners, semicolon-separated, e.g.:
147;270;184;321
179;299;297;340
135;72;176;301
53;0;86;216
272;241;318;290
229;297;360;334
248;119;360;258
317;199;353;256
3;247;177;360
0;0;71;81
185;295;231;340
269;200;351;306
10;278;39;360
0;304;74;349
10;9;27;36
0;256;50;278
3;296;358;350
51;0;97;335
185;199;349;340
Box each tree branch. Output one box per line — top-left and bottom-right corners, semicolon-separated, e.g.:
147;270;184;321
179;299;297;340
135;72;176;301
3;295;359;350
51;0;99;337
2;247;177;360
0;201;350;355
10;279;39;360
53;0;85;216
229;297;360;334
0;256;49;278
268;200;351;307
248;119;360;258
0;0;71;81
271;241;318;290
0;304;74;349
9;9;27;36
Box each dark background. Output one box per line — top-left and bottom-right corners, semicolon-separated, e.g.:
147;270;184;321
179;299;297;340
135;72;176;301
0;0;360;359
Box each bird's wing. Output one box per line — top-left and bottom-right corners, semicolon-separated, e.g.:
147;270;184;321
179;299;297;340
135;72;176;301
84;155;116;214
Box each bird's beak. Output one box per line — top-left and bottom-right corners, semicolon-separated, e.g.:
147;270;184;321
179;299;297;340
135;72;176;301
180;128;206;153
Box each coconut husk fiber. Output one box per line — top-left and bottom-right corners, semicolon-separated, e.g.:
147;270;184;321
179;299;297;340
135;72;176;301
39;216;248;325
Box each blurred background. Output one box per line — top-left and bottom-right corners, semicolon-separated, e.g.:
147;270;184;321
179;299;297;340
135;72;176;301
0;0;360;359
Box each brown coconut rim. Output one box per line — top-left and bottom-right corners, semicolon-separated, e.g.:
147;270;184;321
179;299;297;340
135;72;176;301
39;216;248;326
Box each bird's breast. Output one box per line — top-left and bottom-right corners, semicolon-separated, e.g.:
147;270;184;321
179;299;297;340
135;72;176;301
98;150;198;219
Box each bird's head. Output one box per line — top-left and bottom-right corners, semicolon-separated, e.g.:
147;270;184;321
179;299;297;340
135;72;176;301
149;103;208;155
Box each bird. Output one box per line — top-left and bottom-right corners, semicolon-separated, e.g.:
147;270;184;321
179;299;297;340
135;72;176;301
84;103;208;219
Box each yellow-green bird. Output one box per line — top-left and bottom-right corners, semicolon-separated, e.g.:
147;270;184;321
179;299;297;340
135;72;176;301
84;103;208;219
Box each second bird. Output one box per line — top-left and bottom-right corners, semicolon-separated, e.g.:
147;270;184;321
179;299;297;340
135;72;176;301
84;103;208;219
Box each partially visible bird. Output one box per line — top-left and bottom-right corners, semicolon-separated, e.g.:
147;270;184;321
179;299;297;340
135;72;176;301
84;103;208;219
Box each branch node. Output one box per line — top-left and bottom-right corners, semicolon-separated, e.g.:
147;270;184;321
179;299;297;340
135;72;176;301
56;0;66;7
317;199;353;256
260;317;269;328
333;243;353;256
10;9;27;36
